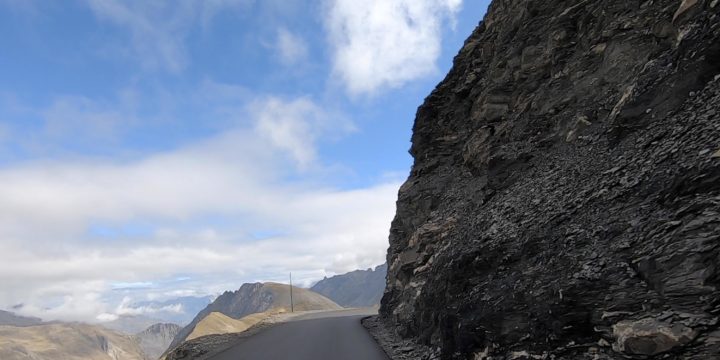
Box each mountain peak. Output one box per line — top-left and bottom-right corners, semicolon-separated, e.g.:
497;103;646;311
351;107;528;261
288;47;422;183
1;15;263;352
167;282;340;351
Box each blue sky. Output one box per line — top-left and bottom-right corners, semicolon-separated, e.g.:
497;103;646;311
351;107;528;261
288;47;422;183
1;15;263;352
0;0;489;323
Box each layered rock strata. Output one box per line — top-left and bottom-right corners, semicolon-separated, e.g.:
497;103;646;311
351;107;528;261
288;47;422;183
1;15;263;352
381;1;720;358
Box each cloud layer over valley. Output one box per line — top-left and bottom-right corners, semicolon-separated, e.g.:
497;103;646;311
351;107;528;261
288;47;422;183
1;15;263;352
0;0;485;323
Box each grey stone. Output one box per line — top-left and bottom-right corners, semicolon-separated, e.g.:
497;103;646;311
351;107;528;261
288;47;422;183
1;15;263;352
612;318;697;355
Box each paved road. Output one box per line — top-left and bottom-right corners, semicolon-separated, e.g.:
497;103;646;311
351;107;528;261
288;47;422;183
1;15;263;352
209;314;388;360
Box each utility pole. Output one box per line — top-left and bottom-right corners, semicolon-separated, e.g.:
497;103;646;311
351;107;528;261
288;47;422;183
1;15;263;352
289;272;294;313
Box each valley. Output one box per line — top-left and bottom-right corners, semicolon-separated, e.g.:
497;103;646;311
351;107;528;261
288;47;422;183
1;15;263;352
0;265;387;360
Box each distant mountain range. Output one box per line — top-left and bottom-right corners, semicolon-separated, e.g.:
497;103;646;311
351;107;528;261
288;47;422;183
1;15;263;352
0;321;147;360
0;309;182;360
0;266;385;359
167;282;340;351
310;263;386;307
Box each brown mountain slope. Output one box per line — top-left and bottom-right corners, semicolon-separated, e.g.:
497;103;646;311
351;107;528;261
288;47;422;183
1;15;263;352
186;311;268;341
0;323;147;360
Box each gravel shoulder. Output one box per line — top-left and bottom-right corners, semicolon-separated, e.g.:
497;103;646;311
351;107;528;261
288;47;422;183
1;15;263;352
362;315;440;360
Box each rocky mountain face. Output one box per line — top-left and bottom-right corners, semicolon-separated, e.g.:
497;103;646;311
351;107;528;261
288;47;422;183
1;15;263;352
311;263;387;307
381;0;720;359
135;323;181;360
0;322;148;360
167;282;340;351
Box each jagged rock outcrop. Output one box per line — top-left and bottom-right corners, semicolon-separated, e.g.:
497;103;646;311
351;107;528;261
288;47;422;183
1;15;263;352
311;263;387;307
135;323;181;360
381;0;720;359
167;282;340;351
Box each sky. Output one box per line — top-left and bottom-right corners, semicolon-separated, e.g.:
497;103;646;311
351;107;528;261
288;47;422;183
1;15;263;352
0;0;490;323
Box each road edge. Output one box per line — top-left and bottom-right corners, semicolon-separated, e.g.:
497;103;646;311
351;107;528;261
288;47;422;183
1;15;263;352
361;315;440;360
163;320;280;360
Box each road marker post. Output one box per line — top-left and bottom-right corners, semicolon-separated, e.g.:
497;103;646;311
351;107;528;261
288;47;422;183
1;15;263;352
289;272;294;313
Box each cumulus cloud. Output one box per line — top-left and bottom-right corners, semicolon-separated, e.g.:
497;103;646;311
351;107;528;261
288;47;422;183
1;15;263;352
111;297;183;318
324;0;462;95
275;28;309;65
0;93;396;323
11;281;110;323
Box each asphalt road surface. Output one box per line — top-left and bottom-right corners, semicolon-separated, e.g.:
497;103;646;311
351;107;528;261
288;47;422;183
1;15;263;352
209;314;388;360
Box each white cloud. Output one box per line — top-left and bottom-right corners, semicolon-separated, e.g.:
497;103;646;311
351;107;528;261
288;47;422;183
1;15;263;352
0;181;398;322
11;281;110;323
96;313;119;322
324;0;462;95
0;98;342;240
0;93;396;323
111;297;183;318
275;28;309;65
250;96;354;169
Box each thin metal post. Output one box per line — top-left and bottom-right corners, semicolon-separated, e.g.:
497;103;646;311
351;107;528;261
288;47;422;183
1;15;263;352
289;272;294;313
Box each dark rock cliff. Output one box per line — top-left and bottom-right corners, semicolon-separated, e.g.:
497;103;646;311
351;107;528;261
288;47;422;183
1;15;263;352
311;263;387;307
381;0;720;359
